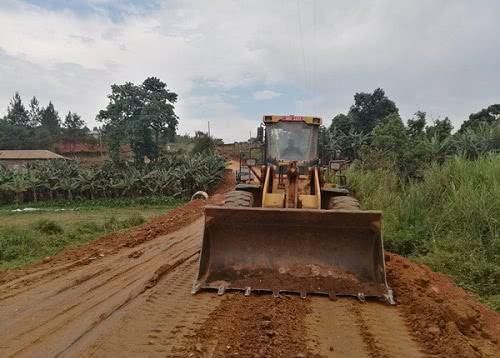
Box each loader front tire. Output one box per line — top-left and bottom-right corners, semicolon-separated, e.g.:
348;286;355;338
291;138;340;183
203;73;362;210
328;196;360;211
224;190;254;208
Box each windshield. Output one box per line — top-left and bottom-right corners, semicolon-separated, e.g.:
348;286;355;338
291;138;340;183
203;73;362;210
266;122;318;162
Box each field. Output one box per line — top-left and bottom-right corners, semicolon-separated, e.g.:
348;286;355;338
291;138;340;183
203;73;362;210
0;197;183;269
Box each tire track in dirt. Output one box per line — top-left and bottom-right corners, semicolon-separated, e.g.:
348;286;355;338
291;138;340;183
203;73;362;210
306;299;370;357
76;259;221;357
0;219;207;358
357;303;424;358
306;298;426;358
0;240;196;346
173;293;322;358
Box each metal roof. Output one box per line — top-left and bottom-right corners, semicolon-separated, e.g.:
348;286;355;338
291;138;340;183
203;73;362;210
0;150;67;160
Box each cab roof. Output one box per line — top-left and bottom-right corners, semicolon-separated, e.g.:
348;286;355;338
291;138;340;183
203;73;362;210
263;115;322;125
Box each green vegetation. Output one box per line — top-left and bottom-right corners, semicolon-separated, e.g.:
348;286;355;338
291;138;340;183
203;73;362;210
0;152;226;205
347;155;500;310
322;88;500;179
320;89;500;310
0;198;181;269
0;92;94;150
97;77;179;162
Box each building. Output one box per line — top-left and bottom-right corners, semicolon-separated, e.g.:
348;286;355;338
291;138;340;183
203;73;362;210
54;142;133;165
0;150;67;170
55;142;107;165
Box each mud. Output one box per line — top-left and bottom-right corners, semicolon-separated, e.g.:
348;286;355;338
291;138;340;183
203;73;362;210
386;252;500;357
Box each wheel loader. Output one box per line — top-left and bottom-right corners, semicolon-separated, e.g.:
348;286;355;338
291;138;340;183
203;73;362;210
193;115;394;303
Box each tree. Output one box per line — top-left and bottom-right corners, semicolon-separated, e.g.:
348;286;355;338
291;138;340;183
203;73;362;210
28;96;42;127
459;104;500;133
5;92;30;127
407;111;427;139
40;102;61;135
62;111;89;144
348;88;399;134
97;77;179;162
142;77;179;143
191;131;216;154
371;113;408;155
0;173;30;205
63;111;85;130
365;112;422;176
426;117;453;142
329;113;351;135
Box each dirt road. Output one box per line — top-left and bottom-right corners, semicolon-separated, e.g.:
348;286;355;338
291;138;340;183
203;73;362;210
0;217;425;358
0;172;498;357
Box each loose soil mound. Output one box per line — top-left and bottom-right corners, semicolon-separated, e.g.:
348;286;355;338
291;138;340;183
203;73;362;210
173;294;322;358
225;266;386;297
386;252;500;357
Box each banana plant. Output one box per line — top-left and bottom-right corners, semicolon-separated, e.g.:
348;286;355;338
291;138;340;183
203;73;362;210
1;173;30;205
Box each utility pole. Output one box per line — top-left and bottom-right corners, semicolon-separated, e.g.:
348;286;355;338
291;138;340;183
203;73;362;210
208;121;211;137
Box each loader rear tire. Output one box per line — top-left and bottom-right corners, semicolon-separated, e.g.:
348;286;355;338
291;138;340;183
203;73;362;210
328;196;360;211
224;190;254;208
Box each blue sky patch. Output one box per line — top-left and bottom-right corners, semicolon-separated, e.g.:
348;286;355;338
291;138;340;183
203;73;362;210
24;0;160;21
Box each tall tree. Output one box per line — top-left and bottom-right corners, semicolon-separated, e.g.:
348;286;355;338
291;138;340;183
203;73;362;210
28;96;42;127
348;88;399;134
371;113;408;155
426;117;453;141
329;113;351;135
5;92;30;127
459;104;500;133
62;111;88;144
40;102;61;135
63;111;85;130
142;77;179;143
97;77;179;162
407;111;427;139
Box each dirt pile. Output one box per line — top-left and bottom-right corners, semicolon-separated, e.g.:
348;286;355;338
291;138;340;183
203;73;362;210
227;267;386;297
386;252;499;357
174;294;322;358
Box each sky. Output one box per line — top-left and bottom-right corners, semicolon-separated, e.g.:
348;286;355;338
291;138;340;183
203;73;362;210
0;0;499;142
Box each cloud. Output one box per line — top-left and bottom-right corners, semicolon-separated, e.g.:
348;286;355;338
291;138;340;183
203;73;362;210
0;49;112;125
253;90;281;100
0;0;499;141
176;94;258;142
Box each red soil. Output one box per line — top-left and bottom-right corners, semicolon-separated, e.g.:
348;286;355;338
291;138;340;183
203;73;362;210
386;252;499;357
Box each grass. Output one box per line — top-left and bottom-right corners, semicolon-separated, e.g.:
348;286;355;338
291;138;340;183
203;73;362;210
347;154;500;311
0;197;184;269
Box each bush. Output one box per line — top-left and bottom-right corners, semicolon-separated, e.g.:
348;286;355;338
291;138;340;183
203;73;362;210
103;214;146;232
33;219;64;235
347;154;500;309
121;214;146;228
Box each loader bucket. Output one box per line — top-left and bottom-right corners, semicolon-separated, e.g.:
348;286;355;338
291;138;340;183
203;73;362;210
193;206;394;303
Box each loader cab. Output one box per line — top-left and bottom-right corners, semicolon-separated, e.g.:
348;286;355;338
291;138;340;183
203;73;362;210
263;115;321;166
